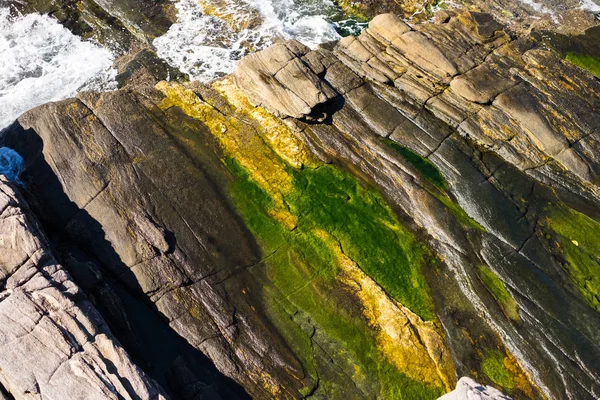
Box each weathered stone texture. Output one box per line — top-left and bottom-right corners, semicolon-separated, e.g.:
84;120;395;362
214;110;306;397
233;11;600;400
1;9;600;400
0;178;165;400
236;12;600;202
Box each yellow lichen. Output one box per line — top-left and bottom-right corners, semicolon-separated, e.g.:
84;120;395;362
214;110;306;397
268;209;298;231
314;229;456;391
156;80;295;214
155;79;456;394
212;77;318;168
503;351;541;399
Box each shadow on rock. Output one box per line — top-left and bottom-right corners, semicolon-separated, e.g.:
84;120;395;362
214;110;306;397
0;121;250;400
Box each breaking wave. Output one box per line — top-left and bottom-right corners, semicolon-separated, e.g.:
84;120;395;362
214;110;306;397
153;0;364;82
0;8;117;130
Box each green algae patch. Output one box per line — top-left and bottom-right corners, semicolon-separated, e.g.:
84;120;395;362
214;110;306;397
382;139;484;231
545;204;600;312
565;52;600;79
383;139;447;190
228;156;436;321
286;164;436;320
225;157;340;285
228;159;444;398
156;80;452;397
482;351;515;391
433;192;486;231
477;266;519;321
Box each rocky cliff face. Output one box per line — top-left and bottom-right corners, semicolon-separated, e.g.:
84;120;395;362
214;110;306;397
0;3;599;400
230;12;600;398
0;177;165;399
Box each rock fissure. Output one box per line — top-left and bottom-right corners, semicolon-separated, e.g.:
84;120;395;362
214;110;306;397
1;4;600;399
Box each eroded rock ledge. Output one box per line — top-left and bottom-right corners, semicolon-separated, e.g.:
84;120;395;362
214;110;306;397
235;11;600;201
0;177;165;399
0;9;599;400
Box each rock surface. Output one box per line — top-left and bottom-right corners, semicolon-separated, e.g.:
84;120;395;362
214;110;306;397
235;41;338;119
438;377;512;400
0;7;599;400
236;12;600;202
6;0;176;52
0;177;165;399
338;0;600;34
233;11;600;400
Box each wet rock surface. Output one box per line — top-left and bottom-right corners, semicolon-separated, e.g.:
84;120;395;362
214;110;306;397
6;0;175;51
338;0;600;34
235;12;600;399
0;6;600;400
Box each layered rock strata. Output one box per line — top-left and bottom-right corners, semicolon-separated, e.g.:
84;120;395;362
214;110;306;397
338;0;600;34
0;9;599;400
233;11;600;399
0;177;165;399
237;12;600;200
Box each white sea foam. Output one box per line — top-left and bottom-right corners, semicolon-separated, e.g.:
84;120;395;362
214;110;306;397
516;0;547;13
153;0;343;82
516;0;600;18
0;8;117;130
512;0;560;23
580;0;600;13
245;0;342;46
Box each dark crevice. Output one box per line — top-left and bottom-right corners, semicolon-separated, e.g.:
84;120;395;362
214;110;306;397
0;381;15;400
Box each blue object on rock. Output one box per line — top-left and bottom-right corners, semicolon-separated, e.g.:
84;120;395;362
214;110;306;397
0;147;24;183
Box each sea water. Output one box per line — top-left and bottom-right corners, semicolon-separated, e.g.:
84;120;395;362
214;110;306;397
153;0;364;81
0;8;117;130
0;147;23;183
